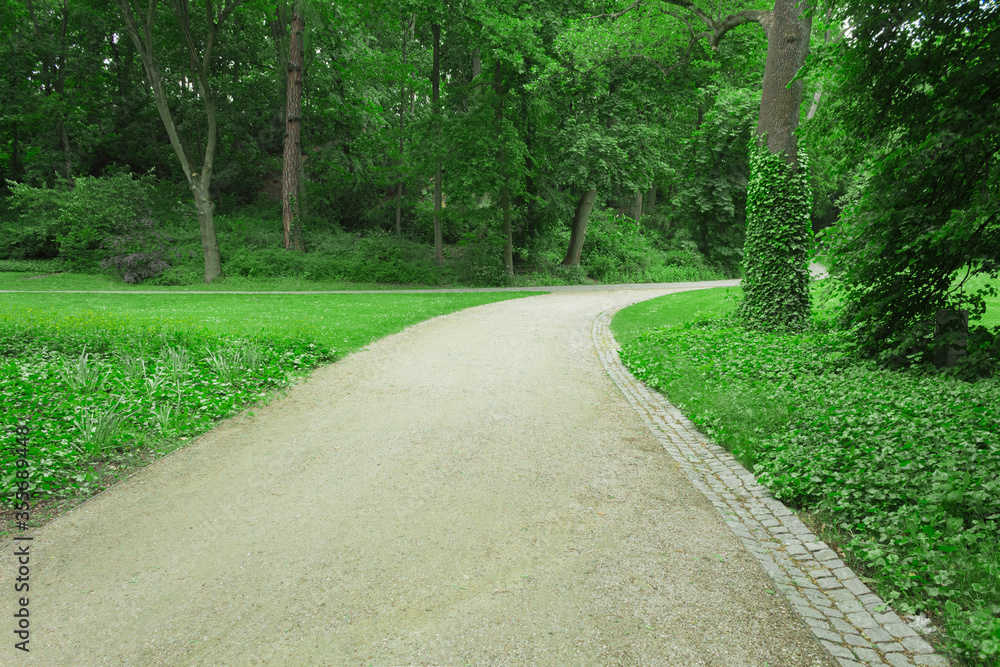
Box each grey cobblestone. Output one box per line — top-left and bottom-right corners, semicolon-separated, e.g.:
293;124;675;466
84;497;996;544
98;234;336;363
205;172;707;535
593;307;950;667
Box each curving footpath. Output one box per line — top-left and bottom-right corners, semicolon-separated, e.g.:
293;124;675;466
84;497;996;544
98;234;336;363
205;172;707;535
2;283;939;666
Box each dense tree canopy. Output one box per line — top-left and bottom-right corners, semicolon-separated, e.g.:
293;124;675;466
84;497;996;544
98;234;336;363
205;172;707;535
1;0;997;358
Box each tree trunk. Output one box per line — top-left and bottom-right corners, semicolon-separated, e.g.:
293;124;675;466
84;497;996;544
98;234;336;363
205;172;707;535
472;48;481;95
194;180;222;281
740;0;813;329
494;61;513;280
396;14;409;238
432;23;443;265
630;191;643;221
645;185;657;214
282;5;305;251
563;189;597;266
755;0;812;168
116;0;227;283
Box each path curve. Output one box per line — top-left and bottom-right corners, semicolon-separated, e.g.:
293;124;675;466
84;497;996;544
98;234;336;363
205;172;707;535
6;286;839;666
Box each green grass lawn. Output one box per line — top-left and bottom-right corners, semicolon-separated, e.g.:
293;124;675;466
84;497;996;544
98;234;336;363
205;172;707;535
4;290;539;356
0;270;453;292
611;284;1000;666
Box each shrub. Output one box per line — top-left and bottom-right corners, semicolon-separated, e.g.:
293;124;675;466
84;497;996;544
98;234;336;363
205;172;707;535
4;173;160;272
2;181;70;259
100;217;181;284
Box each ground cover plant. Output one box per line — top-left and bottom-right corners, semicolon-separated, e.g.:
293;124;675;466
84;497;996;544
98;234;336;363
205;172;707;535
1;289;536;527
612;287;1000;665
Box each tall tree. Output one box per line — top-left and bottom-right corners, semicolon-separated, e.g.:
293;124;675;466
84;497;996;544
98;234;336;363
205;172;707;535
827;0;1000;359
431;21;444;265
282;0;305;251
116;0;241;283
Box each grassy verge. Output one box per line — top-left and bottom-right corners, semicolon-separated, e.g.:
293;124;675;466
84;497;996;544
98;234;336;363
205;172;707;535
1;290;537;530
612;288;1000;666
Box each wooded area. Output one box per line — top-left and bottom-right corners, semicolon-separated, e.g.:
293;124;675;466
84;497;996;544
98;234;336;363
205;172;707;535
0;0;997;347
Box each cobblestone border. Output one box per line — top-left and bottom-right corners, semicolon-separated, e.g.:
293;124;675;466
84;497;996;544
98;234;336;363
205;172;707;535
593;306;948;667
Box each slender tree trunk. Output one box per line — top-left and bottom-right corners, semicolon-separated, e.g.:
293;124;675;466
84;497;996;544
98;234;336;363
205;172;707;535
629;191;643;221
282;5;305;251
432;23;443;265
645;185;657;214
563;189;597;266
396;15;409;237
494;61;513;280
116;0;229;283
520;76;535;244
472;48;481;94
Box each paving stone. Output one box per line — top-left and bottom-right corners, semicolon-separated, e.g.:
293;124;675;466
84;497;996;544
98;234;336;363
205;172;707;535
805;617;831;630
851;646;881;663
796;604;828;620
835;598;865;614
846;611;878;629
876;642;906;653
901;636;935;654
885;653;915;667
827;588;856;603
874;612;904;626
836;659;864;667
594;311;908;667
821;606;845;619
831;618;856;634
912;655;949;666
820;640;857;660
844;578;873;596
805;589;833;606
862;627;894;643
811;627;844;643
885;622;919;638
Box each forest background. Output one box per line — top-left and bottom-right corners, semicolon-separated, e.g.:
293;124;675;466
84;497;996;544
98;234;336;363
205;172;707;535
0;0;855;292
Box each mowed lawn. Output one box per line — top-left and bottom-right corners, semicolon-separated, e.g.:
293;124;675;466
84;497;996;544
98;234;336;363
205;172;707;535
2;289;542;356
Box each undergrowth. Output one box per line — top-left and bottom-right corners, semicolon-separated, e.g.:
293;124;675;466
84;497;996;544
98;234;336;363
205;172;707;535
0;306;335;514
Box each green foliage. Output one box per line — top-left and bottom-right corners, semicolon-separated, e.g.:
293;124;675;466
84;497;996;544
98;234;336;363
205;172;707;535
2;173;167;273
670;86;759;276
0;305;335;505
1;181;70;259
826;0;1000;361
617;313;1000;664
740;142;813;330
582;208;721;283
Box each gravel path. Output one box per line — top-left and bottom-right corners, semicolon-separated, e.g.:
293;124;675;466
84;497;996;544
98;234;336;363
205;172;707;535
8;286;839;666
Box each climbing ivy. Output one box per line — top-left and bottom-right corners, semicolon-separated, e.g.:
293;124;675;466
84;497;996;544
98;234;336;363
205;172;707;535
740;140;813;331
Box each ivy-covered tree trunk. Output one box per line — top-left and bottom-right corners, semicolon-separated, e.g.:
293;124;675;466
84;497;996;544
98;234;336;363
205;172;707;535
740;0;813;330
742;144;812;329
